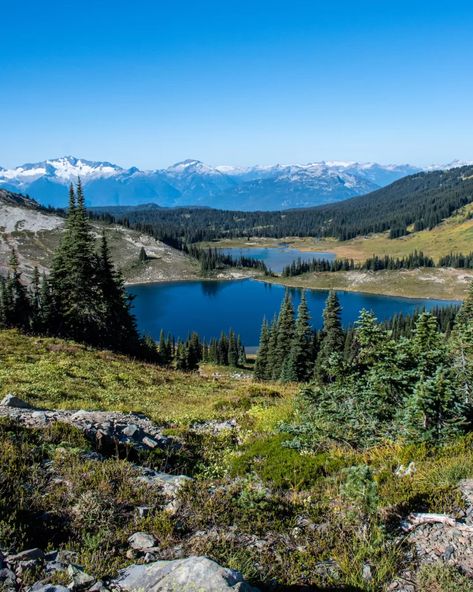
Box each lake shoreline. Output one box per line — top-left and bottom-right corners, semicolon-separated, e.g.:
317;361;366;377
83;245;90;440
127;270;468;301
127;279;460;345
260;268;470;301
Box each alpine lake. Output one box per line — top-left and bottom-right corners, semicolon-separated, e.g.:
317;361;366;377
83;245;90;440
127;246;459;348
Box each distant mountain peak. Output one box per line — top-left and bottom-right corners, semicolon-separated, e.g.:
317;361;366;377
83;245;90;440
1;155;467;211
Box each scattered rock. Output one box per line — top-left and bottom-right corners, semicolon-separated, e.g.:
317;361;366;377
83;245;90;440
395;462;416;477
88;581;109;592
123;424;140;438
137;469;192;513
192;419;238;434
128;532;157;551
141;436;158;449
7;548;44;563
29;586;70;592
0;394;32;409
135;506;151;518
362;563;372;581
56;550;78;565
67;564;95;590
115;556;259;591
0;406;173;453
0;567;16;583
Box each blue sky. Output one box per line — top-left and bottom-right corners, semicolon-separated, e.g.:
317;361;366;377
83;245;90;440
1;0;472;168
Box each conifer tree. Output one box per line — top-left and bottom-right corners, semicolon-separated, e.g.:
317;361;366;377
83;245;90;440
315;291;344;383
353;309;387;371
48;183;140;353
228;329;239;367
254;318;271;380
97;233;140;353
237;335;247;366
403;367;468;443
3;250;31;330
186;332;202;369
284;292;314;382
217;332;229;365
411;312;444;375
272;292;295;379
49;182;102;343
175;340;188;371
139;247;148;262
450;284;473;406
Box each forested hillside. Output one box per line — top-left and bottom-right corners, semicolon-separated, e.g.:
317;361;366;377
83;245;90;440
92;165;473;243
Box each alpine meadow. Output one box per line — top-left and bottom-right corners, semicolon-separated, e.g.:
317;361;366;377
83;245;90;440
3;2;473;591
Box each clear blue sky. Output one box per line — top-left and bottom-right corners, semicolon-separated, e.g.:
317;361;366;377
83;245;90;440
1;0;472;169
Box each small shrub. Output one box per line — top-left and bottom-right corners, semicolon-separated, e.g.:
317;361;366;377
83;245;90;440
417;564;473;592
230;434;348;489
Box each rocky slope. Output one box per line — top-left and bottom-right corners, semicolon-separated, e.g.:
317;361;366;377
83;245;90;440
0;190;200;283
3;394;473;591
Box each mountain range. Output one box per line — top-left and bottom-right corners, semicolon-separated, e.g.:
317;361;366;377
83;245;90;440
0;156;470;211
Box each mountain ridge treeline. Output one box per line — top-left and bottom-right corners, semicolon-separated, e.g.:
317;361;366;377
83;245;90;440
90;165;473;243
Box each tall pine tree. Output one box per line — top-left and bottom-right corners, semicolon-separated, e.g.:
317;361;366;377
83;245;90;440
315;291;344;383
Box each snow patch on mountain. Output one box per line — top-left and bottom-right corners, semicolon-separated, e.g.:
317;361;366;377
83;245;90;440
0;155;468;210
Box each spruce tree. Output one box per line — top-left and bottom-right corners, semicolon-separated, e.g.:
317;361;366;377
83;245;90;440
228;329;239;367
175;340;188;371
97;233;140;353
3;250;31;330
237;335;247;366
49;182;102;343
139;247;148;262
273;292;295;380
403;368;468;443
48;183;140;353
254;318;270;380
411;312;444;375
217;332;229;365
186;332;202;369
450;283;473;406
285;292;314;382
315;291;344;383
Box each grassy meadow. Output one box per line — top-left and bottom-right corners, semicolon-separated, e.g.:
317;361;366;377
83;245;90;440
2;329;473;589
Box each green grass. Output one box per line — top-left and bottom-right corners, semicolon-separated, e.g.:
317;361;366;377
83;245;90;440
3;330;473;589
0;330;295;426
263;267;470;300
201;203;473;264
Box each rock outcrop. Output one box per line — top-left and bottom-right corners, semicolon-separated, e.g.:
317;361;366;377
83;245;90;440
114;556;259;591
0;396;172;453
0;550;258;592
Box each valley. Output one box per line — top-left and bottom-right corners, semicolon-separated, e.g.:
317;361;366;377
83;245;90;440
3;157;473;592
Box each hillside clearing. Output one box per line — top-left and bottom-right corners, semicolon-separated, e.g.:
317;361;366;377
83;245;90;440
264;267;472;300
0;330;295;427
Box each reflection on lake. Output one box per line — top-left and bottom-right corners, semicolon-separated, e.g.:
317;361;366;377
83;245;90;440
219;246;335;273
128;279;458;347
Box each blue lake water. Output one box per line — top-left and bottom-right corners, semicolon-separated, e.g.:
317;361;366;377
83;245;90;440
128;279;458;347
219;247;335;273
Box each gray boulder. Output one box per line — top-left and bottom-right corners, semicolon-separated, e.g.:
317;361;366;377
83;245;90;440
7;548;44;563
128;532;157;551
115;556;258;591
28;586;70;592
0;394;32;409
67;564;95;589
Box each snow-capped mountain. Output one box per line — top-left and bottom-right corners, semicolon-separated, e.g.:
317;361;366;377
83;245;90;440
0;155;431;210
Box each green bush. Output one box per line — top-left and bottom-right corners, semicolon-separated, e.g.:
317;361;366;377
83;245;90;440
229;434;349;489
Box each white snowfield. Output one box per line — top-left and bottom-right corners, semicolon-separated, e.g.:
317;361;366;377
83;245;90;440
0;155;468;186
